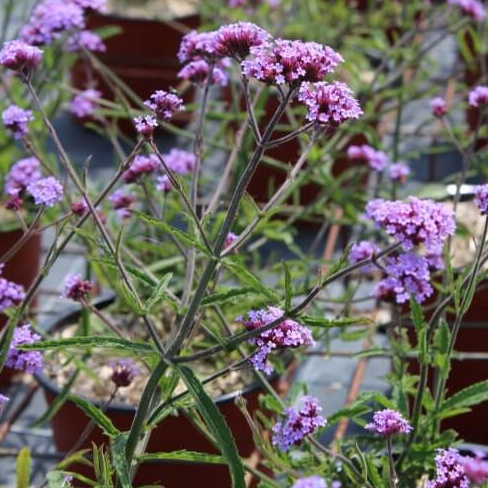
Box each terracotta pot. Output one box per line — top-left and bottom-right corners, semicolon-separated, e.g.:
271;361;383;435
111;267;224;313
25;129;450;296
36;301;285;487
0;227;42;385
71;11;201;133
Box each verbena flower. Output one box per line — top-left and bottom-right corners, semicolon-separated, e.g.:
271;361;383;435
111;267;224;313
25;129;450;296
430;97;448;118
428;448;470;488
144;90;185;121
448;0;486;22
27;176;64;207
71;199;88;216
0;394;9;410
65;30;106;52
292;476;327;488
133;115;158;139
156;174;172;193
123;154;160;183
297;82;363;125
178;59;231;86
237;306;314;374
6;324;44;374
163;148;197;176
2;105;34;139
349;240;381;273
110;359;140;388
272;395;326;451
109;189;136;219
4;157;42;196
20;0;85;46
475;184;488;214
365;197;455;253
224;232;238;249
469;85;488;107
0;40;43;78
63;274;93;301
374;253;433;304
347;144;389;171
213;22;271;60
0;264;26;313
69;89;102;118
242;39;343;86
365;408;413;437
178;30;218;64
459;451;488;485
389;162;410;183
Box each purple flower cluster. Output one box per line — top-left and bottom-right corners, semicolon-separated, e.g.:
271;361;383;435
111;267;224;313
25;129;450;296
4;157;41;197
0;264;26;313
272;395;326;451
134;115;158;139
63;274;93;301
474;183;488;214
428;449;470;488
2;105;34;139
460;451;488;485
109;189;136;219
237;306;314;374
6;324;44;374
430;97;448;118
65;30;106;53
365;197;455;253
27;176;64;207
297;82;362;126
178;31;218;64
448;0;486;22
242;39;343;86
0;40;43;79
71;199;88;216
365;408;413;437
178;58;231;86
349;240;381;273
110;359;140;388
374;253;433;304
389;162;410;183
163;148;197;176
69;89;102;118
347;144;389;172
144;90;185;121
469;85;488;107
123;154;160;183
214;22;271;60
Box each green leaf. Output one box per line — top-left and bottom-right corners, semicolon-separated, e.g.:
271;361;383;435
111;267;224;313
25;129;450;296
145;273;173;313
365;455;385;488
442;380;488;412
410;297;426;332
173;364;246;488
355;348;392;359
139;450;225;464
46;471;70;488
68;395;119;438
418;328;429;365
326;403;371;427
119;281;145;316
222;259;280;302
283;261;293;311
16;447;31;488
111;433;131;488
200;287;257;307
89;256;157;288
20;336;155;355
300;315;373;328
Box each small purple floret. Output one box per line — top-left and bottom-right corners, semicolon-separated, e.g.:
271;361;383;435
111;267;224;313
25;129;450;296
110;359;139;388
460;451;488;485
272;395;326;451
2;105;34;139
427;448;470;488
469;85;488;107
347;145;389;171
69;89;101;118
123;154;160;183
63;274;93;301
133;115;158;139
6;324;43;374
365;408;412;437
292;476;327;488
389;162;410;183
430;97;448;118
475;184;488;214
144;90;185;121
448;0;486;22
163;148;196;176
0;265;26;313
4;157;42;196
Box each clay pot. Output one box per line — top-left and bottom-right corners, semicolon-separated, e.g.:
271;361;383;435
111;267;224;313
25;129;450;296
0;227;42;385
36;302;286;487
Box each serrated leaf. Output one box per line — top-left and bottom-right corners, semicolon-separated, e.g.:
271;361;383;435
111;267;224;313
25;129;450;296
200;286;256;307
119;282;145;315
16;447;31;488
68;395;119;437
20;336;155;355
365;455;385;488
418;328;429;365
173;364;245;488
111;433;131;488
145;273;173;313
46;471;69;488
222;259;280;302
300;315;372;328
326;404;371;427
355;347;392;359
89;256;157;288
139;450;225;464
283;261;293;311
442;380;488;412
410;297;426;332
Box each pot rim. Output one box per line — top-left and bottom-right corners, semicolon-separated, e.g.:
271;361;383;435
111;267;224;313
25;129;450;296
35;292;280;412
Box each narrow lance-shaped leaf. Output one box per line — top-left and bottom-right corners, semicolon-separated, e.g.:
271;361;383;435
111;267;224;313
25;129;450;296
111;433;131;488
68;395;119;438
283;261;293;311
442;380;488;413
145;272;173;313
16;447;31;488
